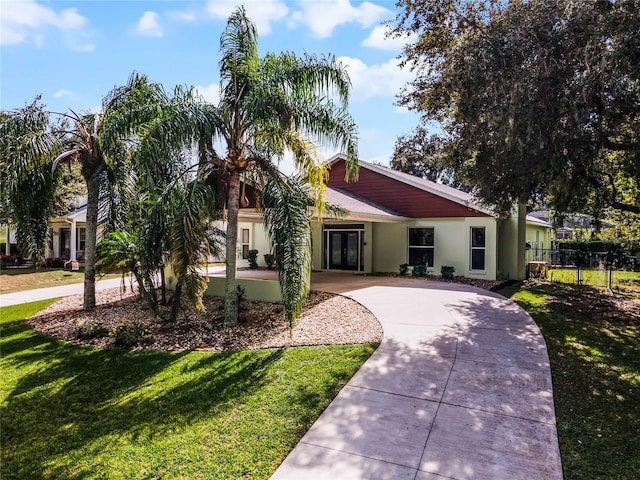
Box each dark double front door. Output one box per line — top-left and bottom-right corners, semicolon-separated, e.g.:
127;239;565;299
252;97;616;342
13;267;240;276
327;230;362;271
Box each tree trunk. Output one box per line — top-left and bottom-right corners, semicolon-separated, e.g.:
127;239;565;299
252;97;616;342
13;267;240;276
82;172;99;310
160;266;167;305
224;170;241;327
170;282;182;322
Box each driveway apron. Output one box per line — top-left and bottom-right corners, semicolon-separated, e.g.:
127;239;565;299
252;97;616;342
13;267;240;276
271;273;563;480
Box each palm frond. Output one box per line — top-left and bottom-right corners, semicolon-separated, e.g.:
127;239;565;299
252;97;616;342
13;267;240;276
261;175;313;327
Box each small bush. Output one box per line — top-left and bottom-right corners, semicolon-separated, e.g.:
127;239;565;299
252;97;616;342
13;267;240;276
44;257;66;268
399;263;409;275
247;249;259;269
412;265;427;277
264;254;275;269
110;321;155;348
1;254;23;266
441;265;456;280
71;320;109;340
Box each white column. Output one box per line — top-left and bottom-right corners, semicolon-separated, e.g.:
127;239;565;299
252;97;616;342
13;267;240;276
70;221;77;261
5;226;10;255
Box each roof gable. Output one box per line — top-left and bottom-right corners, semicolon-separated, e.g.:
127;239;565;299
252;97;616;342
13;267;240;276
327;155;494;218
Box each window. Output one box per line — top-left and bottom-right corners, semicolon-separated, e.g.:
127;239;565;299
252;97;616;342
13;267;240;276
241;228;250;259
77;228;86;252
408;227;434;267
470;227;486;270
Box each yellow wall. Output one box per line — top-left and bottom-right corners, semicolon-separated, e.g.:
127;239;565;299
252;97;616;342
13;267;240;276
526;222;552;263
205;276;282;302
236;220;273;268
371;218;498;280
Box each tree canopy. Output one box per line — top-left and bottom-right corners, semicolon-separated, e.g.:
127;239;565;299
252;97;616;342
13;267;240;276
102;6;359;327
390;0;640;217
390;126;470;191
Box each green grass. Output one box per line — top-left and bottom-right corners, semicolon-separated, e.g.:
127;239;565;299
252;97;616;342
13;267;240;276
0;269;120;294
499;283;640;479
1;301;377;479
547;268;640;288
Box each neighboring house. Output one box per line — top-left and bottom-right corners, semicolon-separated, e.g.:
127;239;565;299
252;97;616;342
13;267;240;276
235;154;552;281
2;197;91;266
48;204;89;264
526;215;554;262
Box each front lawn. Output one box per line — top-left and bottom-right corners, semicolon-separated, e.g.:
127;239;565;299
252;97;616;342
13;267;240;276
0;269;120;294
499;283;640;479
1;300;376;479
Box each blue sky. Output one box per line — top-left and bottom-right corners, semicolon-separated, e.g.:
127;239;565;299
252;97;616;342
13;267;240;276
1;0;421;171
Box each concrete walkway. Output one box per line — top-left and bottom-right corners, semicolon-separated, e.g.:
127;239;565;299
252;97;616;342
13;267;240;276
0;277;128;307
272;272;563;480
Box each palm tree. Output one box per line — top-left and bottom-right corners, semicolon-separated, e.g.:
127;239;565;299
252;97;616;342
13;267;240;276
0;75;165;310
0;100;60;267
193;6;359;327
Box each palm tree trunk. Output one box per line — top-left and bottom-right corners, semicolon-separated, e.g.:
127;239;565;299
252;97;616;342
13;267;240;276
170;282;182;322
83;173;99;310
224;170;241;327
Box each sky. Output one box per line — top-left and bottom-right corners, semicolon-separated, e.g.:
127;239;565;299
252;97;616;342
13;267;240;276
0;0;422;173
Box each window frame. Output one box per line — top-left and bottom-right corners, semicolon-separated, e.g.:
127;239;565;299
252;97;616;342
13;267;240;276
407;227;435;268
241;228;250;259
77;227;86;252
470;226;486;271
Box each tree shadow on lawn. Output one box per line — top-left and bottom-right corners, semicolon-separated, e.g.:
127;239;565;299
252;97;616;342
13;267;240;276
506;283;640;479
1;316;289;479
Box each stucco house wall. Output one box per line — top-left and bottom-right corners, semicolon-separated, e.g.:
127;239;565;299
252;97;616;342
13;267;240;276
372;217;498;279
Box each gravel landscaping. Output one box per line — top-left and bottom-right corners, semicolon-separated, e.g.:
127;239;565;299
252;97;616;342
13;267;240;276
27;286;383;351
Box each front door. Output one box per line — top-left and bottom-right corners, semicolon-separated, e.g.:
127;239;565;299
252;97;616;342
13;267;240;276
328;231;360;270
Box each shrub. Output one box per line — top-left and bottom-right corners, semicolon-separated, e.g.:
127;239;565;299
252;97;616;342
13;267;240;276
264;253;275;269
412;265;427;277
71;320;109;340
110;321;155;348
247;249;259;269
44;257;66;268
441;265;456;280
399;263;409;275
1;254;23;266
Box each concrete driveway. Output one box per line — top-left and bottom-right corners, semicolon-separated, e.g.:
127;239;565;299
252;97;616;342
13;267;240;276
271;272;563;480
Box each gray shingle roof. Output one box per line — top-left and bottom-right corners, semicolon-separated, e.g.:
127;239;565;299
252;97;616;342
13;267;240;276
325;187;407;220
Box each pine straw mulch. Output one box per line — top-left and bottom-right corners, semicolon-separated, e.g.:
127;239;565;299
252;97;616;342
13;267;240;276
27;287;383;352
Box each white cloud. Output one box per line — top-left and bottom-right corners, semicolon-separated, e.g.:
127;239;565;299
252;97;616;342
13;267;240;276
53;89;75;99
167;11;197;22
194;83;221;105
136;11;163;38
0;0;94;51
338;56;413;100
362;25;417;51
205;0;288;35
291;0;390;38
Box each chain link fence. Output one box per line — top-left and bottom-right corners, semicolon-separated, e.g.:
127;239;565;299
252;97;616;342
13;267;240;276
525;248;640;288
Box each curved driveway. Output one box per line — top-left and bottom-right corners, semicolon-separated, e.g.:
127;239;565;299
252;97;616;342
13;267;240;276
271;273;563;480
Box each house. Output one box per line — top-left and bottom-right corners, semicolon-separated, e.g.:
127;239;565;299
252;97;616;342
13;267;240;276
2;197;90;267
48;203;89;265
4;154;550;282
235;154;551;281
